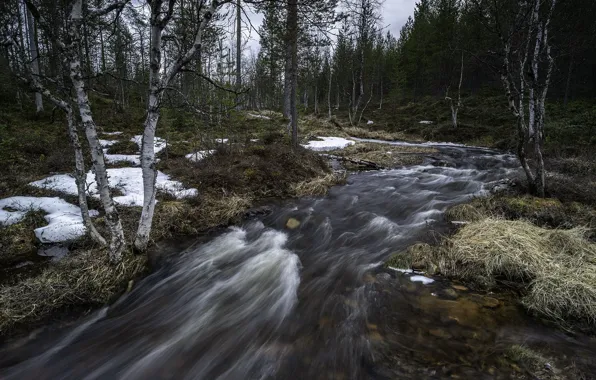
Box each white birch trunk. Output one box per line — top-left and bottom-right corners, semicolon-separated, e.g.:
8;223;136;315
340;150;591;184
25;75;106;246
135;0;222;251
69;0;125;262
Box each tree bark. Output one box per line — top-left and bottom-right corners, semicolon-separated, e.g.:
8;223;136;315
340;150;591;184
25;4;43;113
135;0;222;252
286;0;298;146
68;0;125;262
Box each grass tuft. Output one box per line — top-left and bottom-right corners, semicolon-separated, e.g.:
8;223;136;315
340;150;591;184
435;218;596;328
0;250;147;334
291;172;347;197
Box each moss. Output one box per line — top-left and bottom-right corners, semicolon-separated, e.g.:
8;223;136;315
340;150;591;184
0;210;47;267
505;345;564;380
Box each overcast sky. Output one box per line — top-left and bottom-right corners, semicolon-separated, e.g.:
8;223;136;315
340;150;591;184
243;0;417;55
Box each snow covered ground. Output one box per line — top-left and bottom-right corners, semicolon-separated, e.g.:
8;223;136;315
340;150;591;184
30;168;197;207
247;113;271;120
301;136;355;151
131;135;167;154
186;150;215;162
0;196;97;243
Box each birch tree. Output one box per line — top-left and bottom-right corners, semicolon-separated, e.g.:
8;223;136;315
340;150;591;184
65;0;128;261
445;51;463;128
134;0;229;252
472;0;556;197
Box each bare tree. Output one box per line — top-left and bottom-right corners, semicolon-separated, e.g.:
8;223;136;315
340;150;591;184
473;0;557;197
445;51;463;128
134;0;229;252
66;0;128;262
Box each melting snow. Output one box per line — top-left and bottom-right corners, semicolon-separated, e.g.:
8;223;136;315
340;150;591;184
410;275;435;285
248;113;271;120
301;136;355;151
419;120;434;125
130;135;167;154
104;152;140;166
102;131;123;136
99;139;118;148
367;120;374;125
215;138;229;144
186;150;215;162
388;267;413;274
0;196;96;243
30;168;197;207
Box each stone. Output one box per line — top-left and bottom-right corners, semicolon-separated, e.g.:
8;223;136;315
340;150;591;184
481;296;501;309
285;218;300;229
452;285;468;291
441;288;459;300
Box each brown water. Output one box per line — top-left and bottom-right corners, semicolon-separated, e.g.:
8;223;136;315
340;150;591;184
1;142;594;379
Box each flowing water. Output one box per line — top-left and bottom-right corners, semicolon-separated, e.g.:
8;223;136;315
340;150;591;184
1;142;595;379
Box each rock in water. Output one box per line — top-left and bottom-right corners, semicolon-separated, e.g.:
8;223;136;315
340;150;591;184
286;218;301;229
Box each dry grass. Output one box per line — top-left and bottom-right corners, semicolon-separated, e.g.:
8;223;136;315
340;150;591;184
0;249;147;334
342;127;420;142
0;210;47;268
334;142;437;168
445;195;596;237
433;218;596;328
291;172;347;197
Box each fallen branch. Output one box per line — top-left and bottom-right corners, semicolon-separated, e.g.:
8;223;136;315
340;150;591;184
320;154;385;170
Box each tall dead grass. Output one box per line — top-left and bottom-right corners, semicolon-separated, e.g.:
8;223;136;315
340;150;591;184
437;218;596;327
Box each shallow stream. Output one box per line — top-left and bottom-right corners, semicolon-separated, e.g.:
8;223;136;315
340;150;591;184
1;141;594;379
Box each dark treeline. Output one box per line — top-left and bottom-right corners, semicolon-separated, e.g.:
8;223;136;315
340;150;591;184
250;0;596;115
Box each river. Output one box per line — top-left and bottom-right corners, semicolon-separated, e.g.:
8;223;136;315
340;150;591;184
1;141;594;379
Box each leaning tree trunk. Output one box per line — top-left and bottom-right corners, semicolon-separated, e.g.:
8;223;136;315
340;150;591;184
68;0;125;262
25;74;106;246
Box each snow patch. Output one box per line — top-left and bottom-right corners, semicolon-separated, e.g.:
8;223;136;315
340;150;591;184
186;150;215;162
102;131;122;136
388;267;413;274
30;168;197;207
301;136;355;151
0;196;95;243
410;275;435;285
215;138;229;144
130;135;167;154
99;139;118;148
419;120;434;124
104;153;140;166
367;120;374;125
248;113;271;120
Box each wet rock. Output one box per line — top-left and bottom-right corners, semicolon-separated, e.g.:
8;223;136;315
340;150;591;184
441;288;459;300
285;218;301;229
376;273;391;281
470;294;501;309
452;285;468;291
244;206;272;218
38;245;69;262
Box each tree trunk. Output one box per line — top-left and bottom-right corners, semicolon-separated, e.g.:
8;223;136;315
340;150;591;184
236;0;241;90
68;0;125;262
25;4;43;113
328;64;332;118
25;74;106;246
135;23;162;252
287;0;298;146
283;41;292;120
